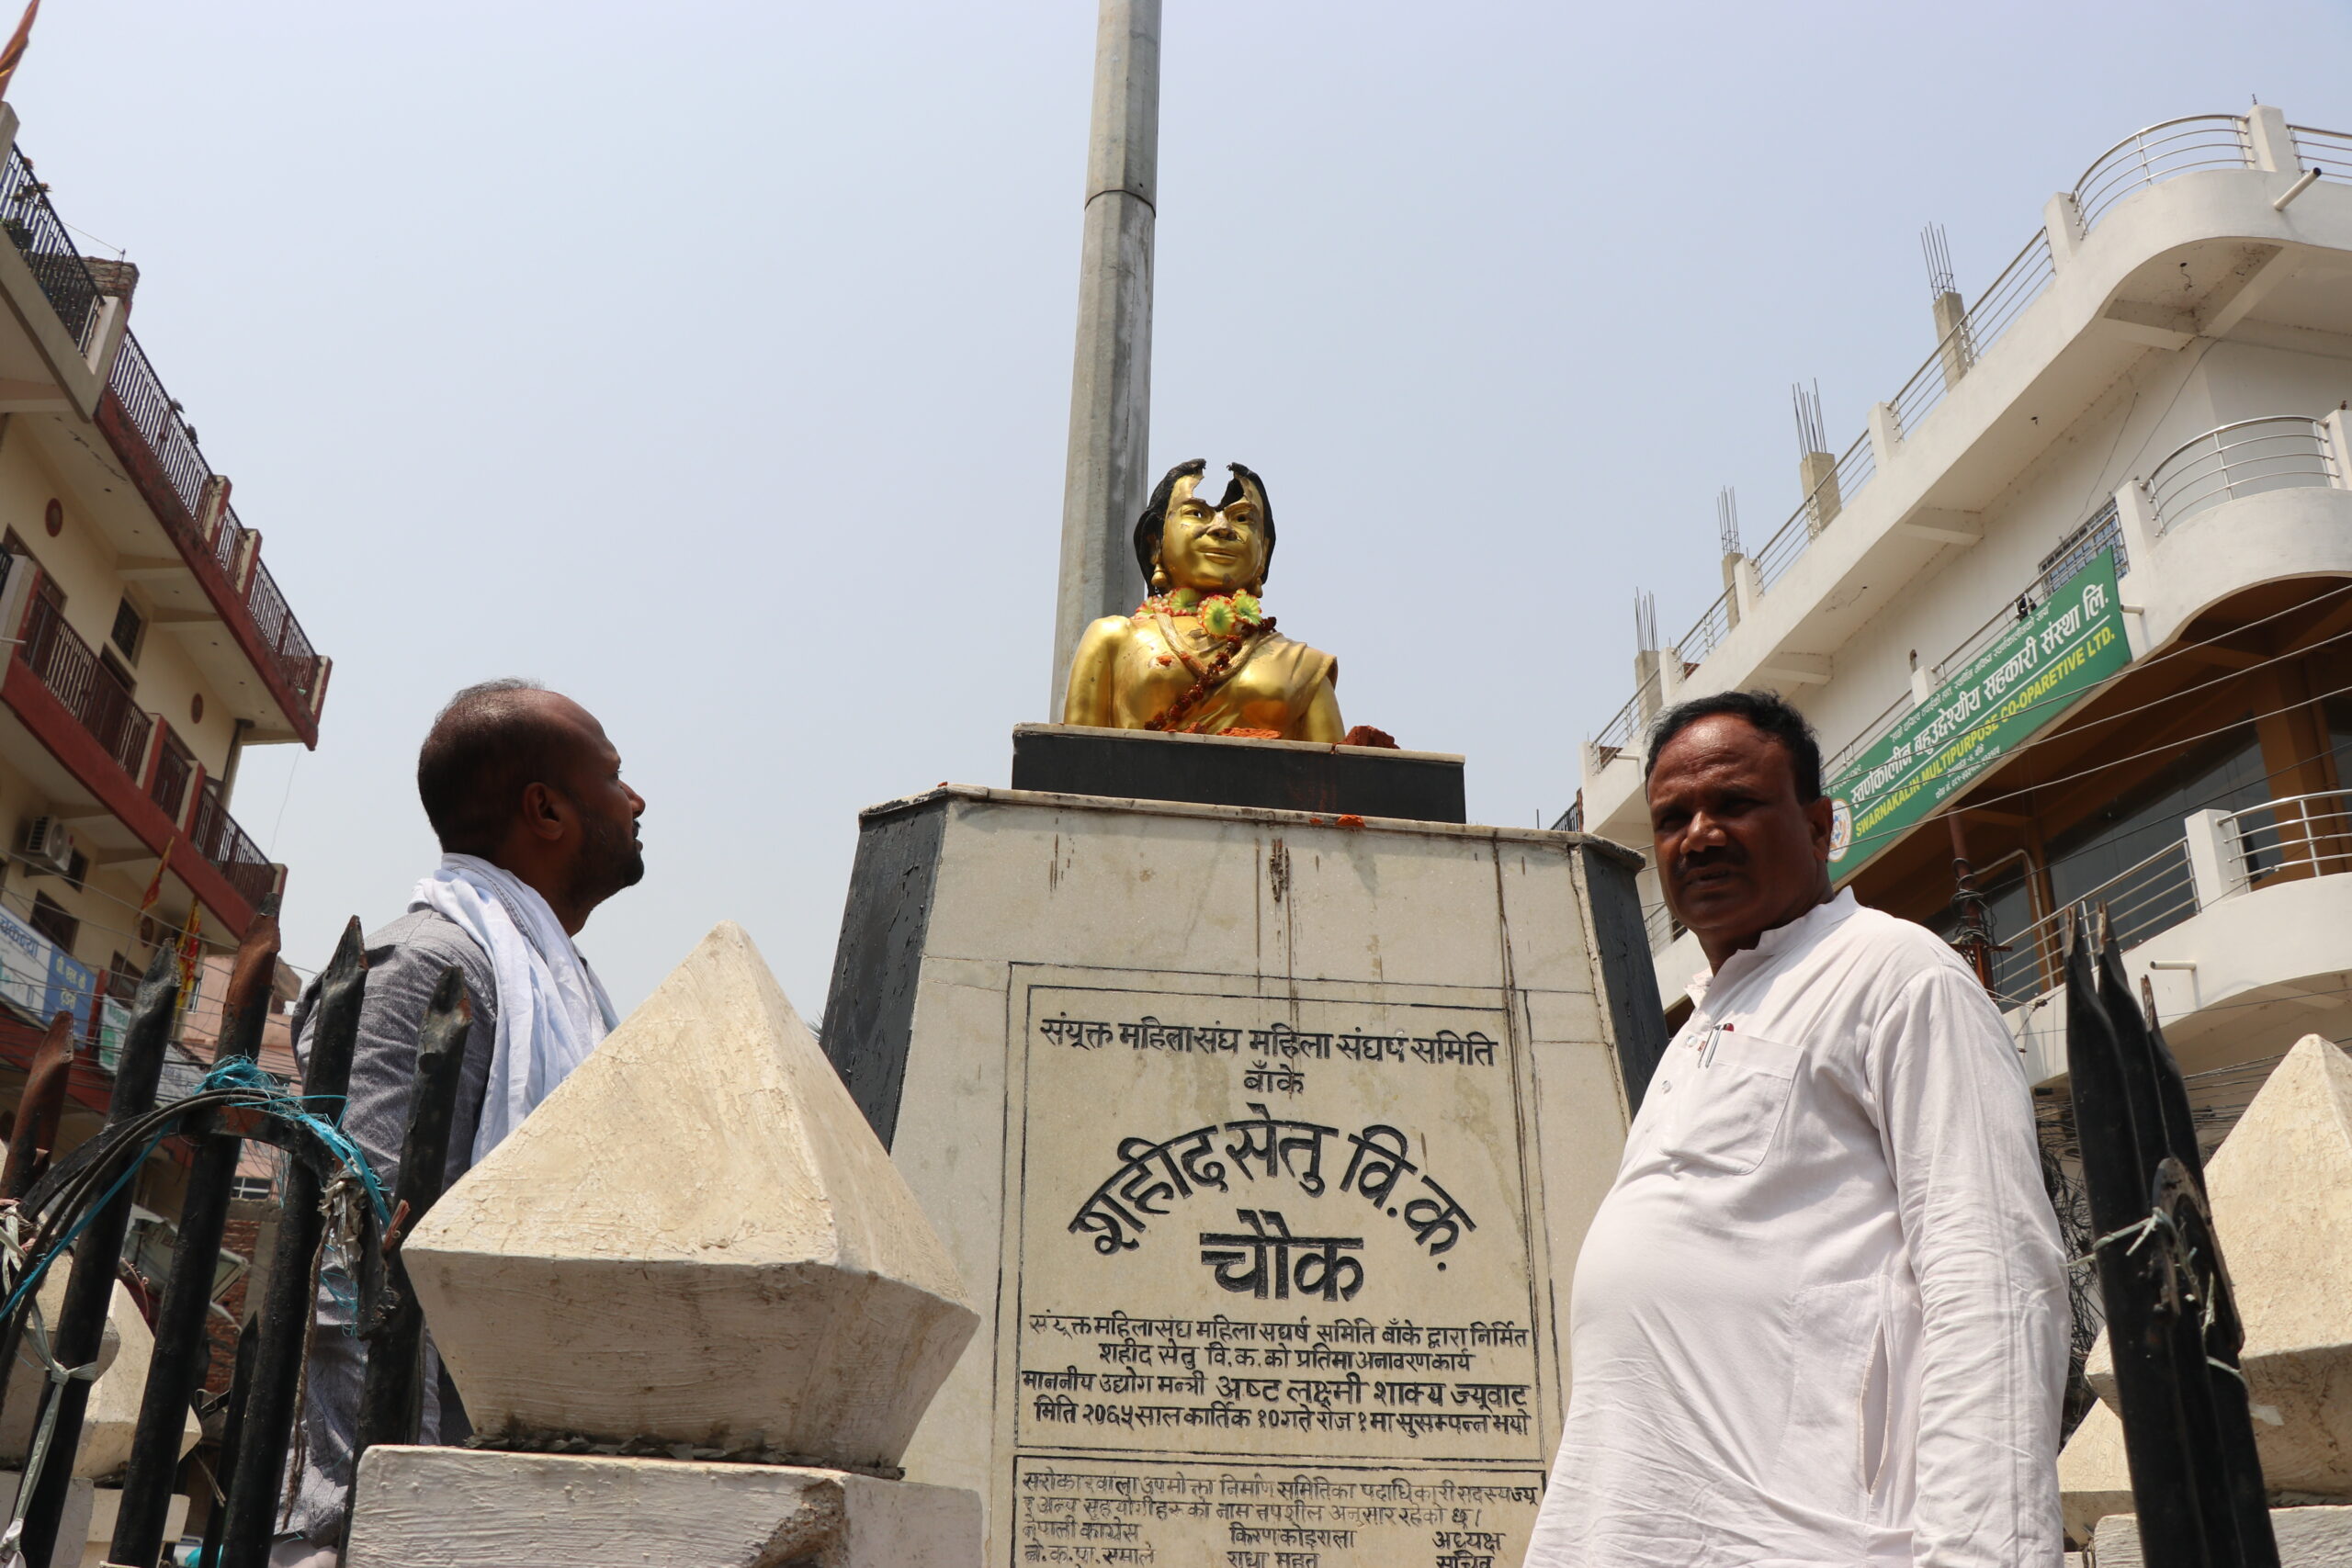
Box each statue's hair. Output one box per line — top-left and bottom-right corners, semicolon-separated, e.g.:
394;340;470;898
1130;459;1277;591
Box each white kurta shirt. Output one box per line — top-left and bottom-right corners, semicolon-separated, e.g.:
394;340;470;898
1522;890;2067;1568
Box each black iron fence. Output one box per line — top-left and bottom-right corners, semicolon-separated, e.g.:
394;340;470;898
0;146;101;352
2063;911;2277;1566
0;918;471;1568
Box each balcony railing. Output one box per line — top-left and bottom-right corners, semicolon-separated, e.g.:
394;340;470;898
243;551;323;701
2147;415;2340;532
148;724;192;824
1672;589;1734;671
1989;838;2199;1012
0;146;100;352
1890;231;2055;441
2290;122;2352;183
2072;115;2253;231
0;134;334;729
188;779;274;908
1988;789;2352;1019
1586;110;2282;770
20;593;152;780
2220;789;2352;885
1754;430;1879;592
102;332;209;521
99;342;328;710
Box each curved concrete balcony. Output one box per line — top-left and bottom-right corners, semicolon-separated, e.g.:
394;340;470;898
1579;105;2352;850
2125;422;2352;654
2011;792;2352;1084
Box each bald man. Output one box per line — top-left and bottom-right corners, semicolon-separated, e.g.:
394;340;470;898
273;679;647;1565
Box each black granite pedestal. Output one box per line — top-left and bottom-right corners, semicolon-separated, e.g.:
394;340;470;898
1008;723;1466;822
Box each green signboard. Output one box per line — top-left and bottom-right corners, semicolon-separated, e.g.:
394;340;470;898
1826;546;2130;880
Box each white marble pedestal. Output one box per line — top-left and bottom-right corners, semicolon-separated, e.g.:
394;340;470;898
821;784;1666;1564
344;1447;980;1568
2093;1506;2352;1565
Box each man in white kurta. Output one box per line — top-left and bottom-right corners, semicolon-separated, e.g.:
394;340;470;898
1524;693;2067;1568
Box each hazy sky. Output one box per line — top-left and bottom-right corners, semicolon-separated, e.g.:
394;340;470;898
9;2;2348;1012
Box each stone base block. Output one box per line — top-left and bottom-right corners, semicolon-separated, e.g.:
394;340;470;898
0;1470;94;1568
345;1447;980;1568
2093;1506;2352;1565
1011;722;1467;821
82;1485;187;1568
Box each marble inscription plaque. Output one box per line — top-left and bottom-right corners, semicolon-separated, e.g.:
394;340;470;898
1005;974;1555;1565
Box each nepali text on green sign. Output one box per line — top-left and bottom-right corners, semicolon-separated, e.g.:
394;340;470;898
1826;546;2129;879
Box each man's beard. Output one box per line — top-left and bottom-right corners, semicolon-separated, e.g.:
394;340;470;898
571;812;645;911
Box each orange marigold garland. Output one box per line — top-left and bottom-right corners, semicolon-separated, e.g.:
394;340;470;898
1137;591;1275;734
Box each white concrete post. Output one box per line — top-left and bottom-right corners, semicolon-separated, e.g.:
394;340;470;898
1866;401;1902;474
1931;291;1973;387
1730;554;1762;624
2114;477;2162;564
2322;407;2351;486
2182;807;2247;908
1799;450;1840;537
232;527;261;594
2246;105;2299;175
196;474;231;545
1049;0;1161;716
1632;648;1666;726
2043;193;2085;265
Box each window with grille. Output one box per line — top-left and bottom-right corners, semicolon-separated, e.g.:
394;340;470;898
108;596;143;663
28;891;77;953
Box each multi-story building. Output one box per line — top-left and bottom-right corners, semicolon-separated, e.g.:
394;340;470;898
0;96;329;1191
1577;106;2352;1133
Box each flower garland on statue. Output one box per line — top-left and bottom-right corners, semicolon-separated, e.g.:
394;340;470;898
1135;587;1266;635
1135;588;1277;733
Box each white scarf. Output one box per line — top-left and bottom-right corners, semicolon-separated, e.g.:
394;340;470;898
411;853;618;1163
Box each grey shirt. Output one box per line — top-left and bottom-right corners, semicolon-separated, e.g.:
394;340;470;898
281;908;498;1544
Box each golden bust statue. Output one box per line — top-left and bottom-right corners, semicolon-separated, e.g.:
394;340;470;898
1062;459;1344;741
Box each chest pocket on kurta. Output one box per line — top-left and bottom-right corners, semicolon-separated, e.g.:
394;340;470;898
1661;1029;1806;1174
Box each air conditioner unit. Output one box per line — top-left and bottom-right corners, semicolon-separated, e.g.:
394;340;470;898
22;817;75;879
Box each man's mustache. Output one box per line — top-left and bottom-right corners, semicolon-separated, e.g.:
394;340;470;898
1672;844;1747;884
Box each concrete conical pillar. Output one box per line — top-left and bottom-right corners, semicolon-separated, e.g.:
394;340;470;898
402;922;978;1468
2081;1033;2352;1503
2057;1397;2132;1544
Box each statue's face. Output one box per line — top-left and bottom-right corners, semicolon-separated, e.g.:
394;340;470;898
1158;472;1268;594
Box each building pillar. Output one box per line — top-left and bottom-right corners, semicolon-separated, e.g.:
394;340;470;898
2182;807;2247;908
2113;478;2162;566
2043;193;2085;265
1048;0;1161;716
1866;401;1902;474
1932;291;1973;388
196;475;230;545
2322;407;2351;486
1800;449;1840;536
2246;105;2299;175
1729;553;1762;624
1631;648;1666;730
